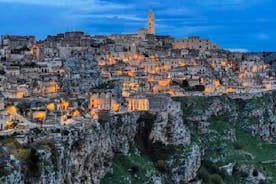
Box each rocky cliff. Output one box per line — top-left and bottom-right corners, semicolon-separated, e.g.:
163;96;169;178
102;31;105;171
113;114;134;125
0;123;113;184
2;92;276;184
0;98;200;184
174;91;276;183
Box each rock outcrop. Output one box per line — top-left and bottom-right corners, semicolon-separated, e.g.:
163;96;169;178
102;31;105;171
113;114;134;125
167;144;201;183
0;124;114;184
0;102;198;184
150;100;191;146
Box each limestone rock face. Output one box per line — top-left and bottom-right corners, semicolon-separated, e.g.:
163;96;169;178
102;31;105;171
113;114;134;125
207;99;231;117
185;99;231;134
0;125;114;184
61;128;113;184
0;171;22;184
0;147;23;184
0;106;198;184
167;145;201;183
108;113;140;154
150;101;191;146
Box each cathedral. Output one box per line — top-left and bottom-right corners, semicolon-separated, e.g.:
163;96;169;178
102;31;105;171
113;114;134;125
147;8;155;35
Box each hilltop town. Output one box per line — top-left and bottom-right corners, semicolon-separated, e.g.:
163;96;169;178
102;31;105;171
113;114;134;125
0;8;275;125
1;8;276;184
0;9;275;132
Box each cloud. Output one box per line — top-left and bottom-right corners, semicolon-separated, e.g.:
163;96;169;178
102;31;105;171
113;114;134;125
0;0;85;6
0;0;130;12
156;7;196;16
197;0;264;8
227;48;249;52
74;14;145;21
256;33;270;40
0;0;275;51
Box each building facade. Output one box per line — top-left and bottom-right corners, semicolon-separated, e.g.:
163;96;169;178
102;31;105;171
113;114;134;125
147;9;155;35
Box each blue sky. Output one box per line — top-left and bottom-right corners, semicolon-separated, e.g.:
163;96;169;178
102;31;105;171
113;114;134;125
0;0;275;51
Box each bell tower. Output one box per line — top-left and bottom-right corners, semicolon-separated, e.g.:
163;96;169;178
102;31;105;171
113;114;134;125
147;8;155;35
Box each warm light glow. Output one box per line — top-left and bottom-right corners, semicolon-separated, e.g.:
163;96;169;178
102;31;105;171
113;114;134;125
221;61;227;67
152;85;159;94
179;62;186;67
127;98;149;111
132;54;142;60
213;80;220;87
162;65;170;71
90;109;97;117
122;91;130;98
251;66;258;73
117;70;123;75
33;111;46;121
168;89;175;96
227;64;233;68
265;83;272;90
204;86;212;93
107;56;116;65
226;87;235;93
261;64;267;70
60;99;69;110
147;77;155;82
122;82;139;97
242;82;250;87
211;61;216;68
112;103;120;112
47;81;60;93
90;98;100;108
47;103;55;111
7;106;17;115
98;60;106;66
72;110;81;117
16;91;24;98
191;60;198;66
123;57;129;62
147;66;160;74
158;79;170;87
5;121;14;129
30;44;39;57
239;72;248;79
128;69;135;77
150;55;156;59
200;78;205;85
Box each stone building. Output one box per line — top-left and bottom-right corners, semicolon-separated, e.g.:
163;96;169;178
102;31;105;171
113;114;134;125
90;91;112;111
148;94;170;112
4;66;20;76
173;36;219;50
127;96;149;111
147;9;155;35
1;35;36;49
0;92;4;111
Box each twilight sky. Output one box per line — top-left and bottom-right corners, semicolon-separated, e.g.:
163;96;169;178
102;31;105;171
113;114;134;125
0;0;275;51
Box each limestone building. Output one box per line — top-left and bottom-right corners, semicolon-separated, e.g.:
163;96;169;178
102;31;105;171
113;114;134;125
173;36;219;50
147;9;155;35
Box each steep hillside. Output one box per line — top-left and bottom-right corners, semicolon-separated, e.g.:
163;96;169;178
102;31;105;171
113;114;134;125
1;92;276;184
174;92;276;184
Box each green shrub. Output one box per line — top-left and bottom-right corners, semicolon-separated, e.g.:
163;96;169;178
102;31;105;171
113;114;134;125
25;148;41;177
1;138;30;160
233;142;243;150
197;166;210;182
156;160;166;172
211;174;223;184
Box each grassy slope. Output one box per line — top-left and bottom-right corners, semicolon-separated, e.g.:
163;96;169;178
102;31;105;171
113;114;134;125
0;137;30;161
174;95;276;183
100;152;160;184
